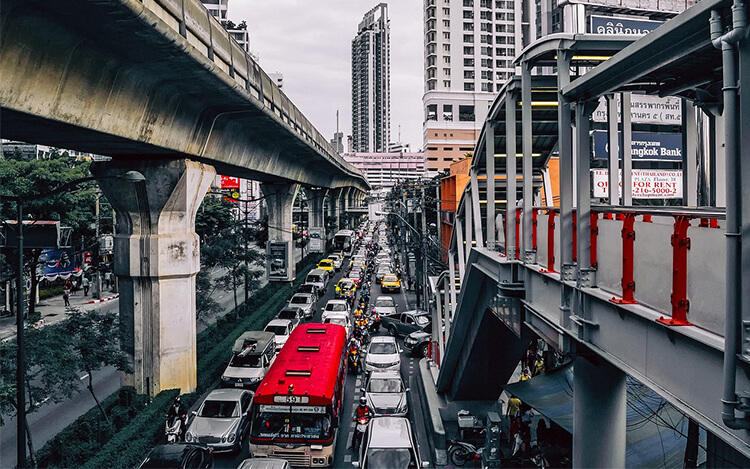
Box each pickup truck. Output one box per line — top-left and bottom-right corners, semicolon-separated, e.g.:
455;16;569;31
380;310;431;338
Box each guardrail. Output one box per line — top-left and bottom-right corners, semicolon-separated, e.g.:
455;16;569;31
141;0;340;165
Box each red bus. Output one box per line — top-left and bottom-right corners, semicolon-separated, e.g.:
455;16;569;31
249;323;347;467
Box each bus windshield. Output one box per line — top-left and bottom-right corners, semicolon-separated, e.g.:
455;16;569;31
251;409;332;440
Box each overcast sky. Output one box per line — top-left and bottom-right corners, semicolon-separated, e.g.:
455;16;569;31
230;1;424;151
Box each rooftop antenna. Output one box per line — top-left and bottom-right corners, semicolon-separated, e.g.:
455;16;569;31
336;110;340;135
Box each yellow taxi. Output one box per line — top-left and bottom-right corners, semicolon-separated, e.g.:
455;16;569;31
381;274;401;293
317;259;335;272
335;278;357;300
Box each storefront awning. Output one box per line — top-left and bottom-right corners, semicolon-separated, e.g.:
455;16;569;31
505;364;702;468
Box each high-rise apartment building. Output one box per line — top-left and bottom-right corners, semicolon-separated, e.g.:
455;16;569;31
351;4;391;153
423;0;519;175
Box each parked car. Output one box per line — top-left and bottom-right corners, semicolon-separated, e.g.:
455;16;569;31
372;296;398;318
381;275;401;293
264;319;294;351
362;370;409;417
138;443;214;469
185;388;253;453
381;310;431;338
364;336;401;373
275;307;304;329
287;294;316;319
353;417;427;468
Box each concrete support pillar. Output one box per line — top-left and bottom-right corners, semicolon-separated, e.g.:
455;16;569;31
261;182;300;282
305;188;328;230
329;189;341;233
340;187;351;229
93;158;215;396
573;356;627;468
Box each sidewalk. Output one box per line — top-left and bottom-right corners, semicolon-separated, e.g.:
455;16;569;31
0;288;120;342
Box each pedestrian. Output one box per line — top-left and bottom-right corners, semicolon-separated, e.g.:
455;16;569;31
104;271;112;289
63;286;70;307
520;368;532;381
82;276;90;296
507;395;522;419
70;279;77;295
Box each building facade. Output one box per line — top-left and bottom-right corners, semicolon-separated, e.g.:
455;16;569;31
343;152;426;188
351;3;391;153
422;0;520;176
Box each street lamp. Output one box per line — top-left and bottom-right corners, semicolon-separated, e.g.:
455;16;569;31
0;170;144;468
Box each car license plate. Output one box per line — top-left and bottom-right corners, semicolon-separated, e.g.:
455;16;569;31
235;382;244;387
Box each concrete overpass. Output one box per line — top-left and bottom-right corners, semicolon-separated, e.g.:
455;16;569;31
1;0;369;396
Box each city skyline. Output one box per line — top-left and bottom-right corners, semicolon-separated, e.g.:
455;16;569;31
234;1;423;151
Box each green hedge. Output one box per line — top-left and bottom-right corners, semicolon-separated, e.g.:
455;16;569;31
54;254;324;469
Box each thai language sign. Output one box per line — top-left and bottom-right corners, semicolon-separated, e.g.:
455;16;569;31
590;15;663;36
593;131;683;161
592;169;683;199
592;95;682;125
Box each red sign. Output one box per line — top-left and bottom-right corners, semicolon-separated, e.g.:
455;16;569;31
220;175;240;189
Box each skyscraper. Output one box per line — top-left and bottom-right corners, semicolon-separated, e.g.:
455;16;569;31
423;0;519;176
351;4;391;153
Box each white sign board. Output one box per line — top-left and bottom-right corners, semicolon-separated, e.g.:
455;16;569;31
308;227;325;253
592;169;683;199
592;95;682;125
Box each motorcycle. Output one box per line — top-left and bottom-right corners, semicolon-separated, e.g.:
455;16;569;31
368;311;381;333
348;347;361;373
354;323;370;345
448;438;484;467
353;415;371;449
165;414;185;443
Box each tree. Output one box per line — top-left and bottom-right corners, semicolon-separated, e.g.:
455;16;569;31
0;324;81;466
61;310;132;424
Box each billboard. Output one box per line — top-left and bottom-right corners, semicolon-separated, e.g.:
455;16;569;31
590;15;663;36
592;131;683;161
38;248;83;280
592;169;683;199
267;241;295;282
307;227;325;253
592;95;682;125
220;175;240;189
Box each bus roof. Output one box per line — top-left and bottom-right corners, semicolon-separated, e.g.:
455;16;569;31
254;323;347;406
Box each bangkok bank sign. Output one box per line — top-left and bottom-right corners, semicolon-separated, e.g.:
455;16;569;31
592;169;683;199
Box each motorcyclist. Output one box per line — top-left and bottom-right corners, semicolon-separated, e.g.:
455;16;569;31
166;396;187;440
352;396;373;448
348;336;361;355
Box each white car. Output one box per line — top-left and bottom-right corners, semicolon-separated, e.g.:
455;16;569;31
326;254;344;271
287;293;316;319
365;336;402;373
322;312;353;338
323;299;350;315
264;319;294;352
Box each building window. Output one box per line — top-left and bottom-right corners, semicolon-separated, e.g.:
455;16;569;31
464;82;475;91
428;56;436;66
427;104;437;121
444;68;451;76
444;56;451;64
481;46;493;55
481;58;493;68
480;10;492;19
443;7;450;15
463;22;474;31
443;44;451;52
444;147;454;151
464;57;475;66
481;70;491;79
443;104;453;121
481;82;493;92
428;69;436;78
459;105;475;121
463;34;474;42
481;34;493;44
464;70;475;79
443;19;451;27
427;80;437;90
463;0;474;5
481;0;492;7
463;46;474;55
443;32;451;40
443;80;451;87
459;147;474;151
463;10;474;19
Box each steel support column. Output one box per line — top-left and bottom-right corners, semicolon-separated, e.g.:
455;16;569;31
506;92;518;259
486;123;496;245
606;94;620;206
521;62;534;263
576;101;595;286
621;93;633;206
682;99;698;206
470;170;484;248
456;219;466;281
558;50;575;279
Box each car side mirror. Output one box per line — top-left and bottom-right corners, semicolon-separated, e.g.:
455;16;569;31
191;411;197;416
422;462;430;467
406;387;411;392
352;462;360;467
361;387;366;393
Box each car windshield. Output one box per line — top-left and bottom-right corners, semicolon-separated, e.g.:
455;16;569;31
265;325;289;336
415;315;430;326
290;296;308;305
251;410;332;440
278;310;298;320
364;448;413;469
298;285;315;293
370;342;397;354
319;261;332;267
199;399;238;418
325;318;347;327
229;354;262;368
376;298;395;308
307;274;322;283
326;303;348;312
383;276;398;283
368;378;402;393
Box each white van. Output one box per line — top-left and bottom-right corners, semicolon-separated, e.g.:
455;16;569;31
305;268;330;294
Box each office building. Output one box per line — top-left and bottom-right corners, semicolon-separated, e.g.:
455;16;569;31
343;151;426;188
351;3;391;152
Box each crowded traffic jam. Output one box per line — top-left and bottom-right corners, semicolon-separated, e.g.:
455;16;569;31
139;220;433;469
